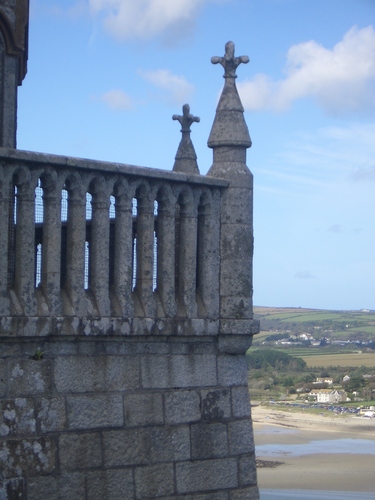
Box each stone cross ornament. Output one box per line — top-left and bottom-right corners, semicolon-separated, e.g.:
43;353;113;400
172;103;200;133
211;41;249;78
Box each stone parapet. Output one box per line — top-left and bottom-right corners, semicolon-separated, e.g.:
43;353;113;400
0;148;235;334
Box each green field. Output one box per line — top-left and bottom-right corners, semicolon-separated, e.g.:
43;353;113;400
247;346;375;367
254;306;375;322
301;352;375;368
251;306;375;370
281;347;358;356
253;306;375;341
248;308;375;402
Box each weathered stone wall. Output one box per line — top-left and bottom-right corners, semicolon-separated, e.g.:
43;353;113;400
1;336;258;499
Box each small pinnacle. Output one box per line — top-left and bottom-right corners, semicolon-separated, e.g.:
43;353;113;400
211;41;249;78
172;104;200;174
172;104;200;133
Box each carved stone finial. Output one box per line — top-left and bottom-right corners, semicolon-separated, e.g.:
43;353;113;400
207;41;251;151
211;41;249;78
172;104;200;175
172;103;200;133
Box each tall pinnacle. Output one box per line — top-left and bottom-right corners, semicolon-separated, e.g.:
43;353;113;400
208;41;252;149
172;104;200;174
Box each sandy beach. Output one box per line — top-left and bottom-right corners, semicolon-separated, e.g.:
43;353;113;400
252;404;375;493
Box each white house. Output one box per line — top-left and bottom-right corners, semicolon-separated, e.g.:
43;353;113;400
299;333;314;341
314;377;333;386
314;389;347;403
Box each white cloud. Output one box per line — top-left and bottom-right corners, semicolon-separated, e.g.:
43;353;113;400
255;122;375;210
140;69;194;104
67;1;88;18
100;89;134;110
88;0;212;40
294;271;316;280
280;123;375;186
238;26;375;116
351;164;375;182
34;0;88;19
327;224;343;233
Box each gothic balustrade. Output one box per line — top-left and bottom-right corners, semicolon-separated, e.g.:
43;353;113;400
0;148;227;336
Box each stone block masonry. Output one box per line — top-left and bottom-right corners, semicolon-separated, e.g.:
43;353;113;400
0;3;260;496
1;337;259;498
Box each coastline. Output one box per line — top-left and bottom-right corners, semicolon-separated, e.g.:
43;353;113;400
252;404;375;492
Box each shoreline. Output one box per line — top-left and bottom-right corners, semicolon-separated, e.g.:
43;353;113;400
252;404;375;492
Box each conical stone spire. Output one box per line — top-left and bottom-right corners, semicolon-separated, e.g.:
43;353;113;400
172;104;200;174
206;42;259;355
208;41;251;149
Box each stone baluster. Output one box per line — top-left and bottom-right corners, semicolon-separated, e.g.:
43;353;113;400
135;189;156;317
64;180;87;316
0;166;11;314
113;183;134;317
14;169;37;315
89;179;111;316
155;189;176;317
41;173;62;315
177;195;198;318
196;191;220;318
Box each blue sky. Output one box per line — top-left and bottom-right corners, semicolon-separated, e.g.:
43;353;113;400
17;0;375;310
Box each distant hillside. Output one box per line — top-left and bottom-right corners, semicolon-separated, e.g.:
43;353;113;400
253;306;375;343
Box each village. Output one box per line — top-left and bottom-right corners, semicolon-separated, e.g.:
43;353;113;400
267;399;375;418
293;374;375;415
262;331;375;348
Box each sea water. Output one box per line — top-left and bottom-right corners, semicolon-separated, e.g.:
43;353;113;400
256;432;375;498
260;490;374;499
256;437;375;457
